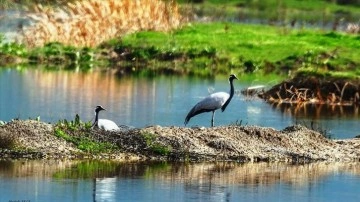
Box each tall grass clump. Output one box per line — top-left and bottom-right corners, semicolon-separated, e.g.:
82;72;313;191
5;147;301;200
20;0;182;47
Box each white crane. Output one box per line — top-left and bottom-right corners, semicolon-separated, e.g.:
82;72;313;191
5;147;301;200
92;105;120;131
184;74;238;127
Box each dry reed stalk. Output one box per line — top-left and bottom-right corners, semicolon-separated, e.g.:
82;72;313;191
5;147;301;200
333;82;341;93
276;91;283;103
20;0;183;47
340;82;349;103
355;92;359;103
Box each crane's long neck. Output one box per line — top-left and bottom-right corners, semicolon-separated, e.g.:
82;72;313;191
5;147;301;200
229;78;235;98
92;111;99;127
221;78;235;112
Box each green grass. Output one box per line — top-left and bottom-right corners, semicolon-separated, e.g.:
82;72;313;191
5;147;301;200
54;115;118;154
141;132;171;156
113;22;359;77
1;0;359;79
120;23;358;62
2;22;359;78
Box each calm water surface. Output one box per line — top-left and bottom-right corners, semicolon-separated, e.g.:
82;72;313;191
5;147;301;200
0;160;360;202
0;67;359;138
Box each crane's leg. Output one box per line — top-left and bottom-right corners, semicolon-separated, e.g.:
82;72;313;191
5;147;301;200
211;111;215;127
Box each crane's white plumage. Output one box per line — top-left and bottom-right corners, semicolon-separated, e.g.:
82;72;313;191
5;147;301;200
92;106;120;131
97;119;119;131
184;74;238;127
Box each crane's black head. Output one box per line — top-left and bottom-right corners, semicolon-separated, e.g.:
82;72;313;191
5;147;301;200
229;74;238;82
95;105;106;113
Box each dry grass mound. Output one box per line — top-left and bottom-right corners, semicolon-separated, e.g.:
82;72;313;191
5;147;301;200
20;0;182;47
138;125;360;162
0;120;79;156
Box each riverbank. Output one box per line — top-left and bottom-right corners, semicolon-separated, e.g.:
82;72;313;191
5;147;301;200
1;22;359;78
1;120;359;162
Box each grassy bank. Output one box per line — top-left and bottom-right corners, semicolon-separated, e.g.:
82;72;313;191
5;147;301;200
118;22;358;62
1;0;359;78
1;22;359;78
96;22;360;78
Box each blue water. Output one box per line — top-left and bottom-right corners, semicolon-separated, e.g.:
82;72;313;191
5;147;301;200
0;67;359;138
0;161;360;202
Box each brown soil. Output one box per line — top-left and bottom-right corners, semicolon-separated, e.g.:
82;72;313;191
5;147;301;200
1;120;360;162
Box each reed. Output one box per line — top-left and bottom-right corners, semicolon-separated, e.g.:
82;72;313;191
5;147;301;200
20;0;182;47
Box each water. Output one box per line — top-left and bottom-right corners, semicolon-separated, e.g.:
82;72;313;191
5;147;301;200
0;67;359;138
0;160;360;202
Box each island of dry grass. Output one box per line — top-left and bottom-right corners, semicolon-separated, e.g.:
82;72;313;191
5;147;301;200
0;120;359;162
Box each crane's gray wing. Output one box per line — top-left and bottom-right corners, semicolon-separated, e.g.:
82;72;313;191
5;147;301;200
184;92;229;125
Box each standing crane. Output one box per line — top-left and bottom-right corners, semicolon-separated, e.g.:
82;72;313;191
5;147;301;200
184;74;238;127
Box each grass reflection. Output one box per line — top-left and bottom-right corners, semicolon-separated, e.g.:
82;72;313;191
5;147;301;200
1;160;360;188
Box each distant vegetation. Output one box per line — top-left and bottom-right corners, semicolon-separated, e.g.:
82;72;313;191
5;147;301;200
0;0;359;78
180;0;360;23
1;22;359;78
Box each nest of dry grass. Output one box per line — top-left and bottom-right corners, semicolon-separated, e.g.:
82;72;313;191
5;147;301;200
260;76;360;105
20;0;183;47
